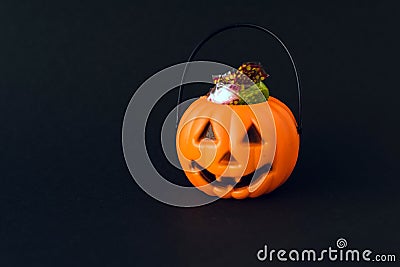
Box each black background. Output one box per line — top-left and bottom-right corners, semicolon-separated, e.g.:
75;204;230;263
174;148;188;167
1;1;399;266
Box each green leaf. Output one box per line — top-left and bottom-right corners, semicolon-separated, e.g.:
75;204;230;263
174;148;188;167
237;81;269;105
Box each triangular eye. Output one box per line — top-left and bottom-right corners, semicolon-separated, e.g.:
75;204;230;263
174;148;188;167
243;124;262;143
199;122;216;140
219;152;238;164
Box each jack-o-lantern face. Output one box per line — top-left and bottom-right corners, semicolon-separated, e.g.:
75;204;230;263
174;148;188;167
176;96;299;199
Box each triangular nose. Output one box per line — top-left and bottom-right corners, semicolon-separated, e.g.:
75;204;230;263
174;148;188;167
219;152;238;165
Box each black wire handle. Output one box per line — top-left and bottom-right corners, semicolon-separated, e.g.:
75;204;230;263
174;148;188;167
176;23;302;134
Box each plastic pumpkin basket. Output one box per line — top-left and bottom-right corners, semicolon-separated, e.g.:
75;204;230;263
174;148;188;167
175;24;302;199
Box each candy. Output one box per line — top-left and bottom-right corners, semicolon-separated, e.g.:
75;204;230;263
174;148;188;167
207;83;240;104
207;62;270;105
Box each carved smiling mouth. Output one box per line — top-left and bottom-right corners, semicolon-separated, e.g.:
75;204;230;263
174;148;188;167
190;161;271;189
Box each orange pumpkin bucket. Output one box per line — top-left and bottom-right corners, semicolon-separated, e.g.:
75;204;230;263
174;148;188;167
176;24;302;199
